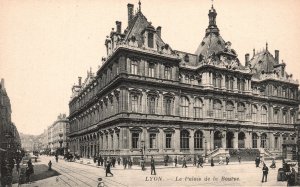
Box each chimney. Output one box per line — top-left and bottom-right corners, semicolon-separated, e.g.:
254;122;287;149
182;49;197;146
0;78;4;89
127;4;134;27
245;53;250;66
156;26;161;38
275;50;279;64
116;21;122;34
78;77;82;86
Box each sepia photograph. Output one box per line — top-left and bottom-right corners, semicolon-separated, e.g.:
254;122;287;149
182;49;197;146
0;0;300;186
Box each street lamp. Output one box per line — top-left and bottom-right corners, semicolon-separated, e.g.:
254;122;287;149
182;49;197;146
140;140;145;171
59;133;63;155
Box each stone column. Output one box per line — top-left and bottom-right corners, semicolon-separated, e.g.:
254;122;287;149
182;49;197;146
210;130;214;150
203;130;211;152
190;129;194;153
221;131;226;148
174;128;180;153
233;131;238;149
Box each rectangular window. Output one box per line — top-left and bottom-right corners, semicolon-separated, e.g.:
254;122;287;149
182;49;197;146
166;134;172;148
131;95;138;112
149;134;156;148
165;98;172;115
164;66;171;80
132;133;139;149
131;62;138;75
148;63;155;77
148;33;154;48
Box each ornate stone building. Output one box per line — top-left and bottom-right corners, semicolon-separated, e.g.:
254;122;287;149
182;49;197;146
68;3;299;159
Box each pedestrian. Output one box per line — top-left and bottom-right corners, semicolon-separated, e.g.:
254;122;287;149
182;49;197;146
193;155;197;166
123;157;128;169
211;157;214;167
261;163;268;183
141;157;145;171
226;156;230;165
287;168;296;186
174;156;178;167
182;156;187;168
93;155;97;163
16;160;20;174
255;155;260;168
97;156;101;166
197;156;203;168
128;157;132;169
164;155;169;166
48;160;52;170
55;155;58;163
150;156;156;175
270;158;276;169
105;161;113;177
99;156;103;166
117;157;121;165
238;155;241;163
112;157;116;167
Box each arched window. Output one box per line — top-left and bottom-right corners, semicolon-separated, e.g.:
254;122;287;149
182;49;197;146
194;98;203;118
148;96;156;114
213;100;222;118
194;130;203;149
274;109;279;123
252;133;258;148
180;97;189;117
237;103;246;121
226;101;234;119
132;133;139;149
282;110;287;124
261;106;267;123
180;130;189;149
238;132;245;148
261;133;267;148
131;95;139;112
252;104;258;122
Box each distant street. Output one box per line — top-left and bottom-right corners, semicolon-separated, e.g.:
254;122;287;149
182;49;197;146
13;156;288;187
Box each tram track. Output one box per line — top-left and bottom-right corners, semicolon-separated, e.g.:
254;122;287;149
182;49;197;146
53;160;128;187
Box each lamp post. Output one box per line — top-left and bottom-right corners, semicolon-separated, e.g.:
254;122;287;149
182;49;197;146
59;133;63;155
140;140;145;171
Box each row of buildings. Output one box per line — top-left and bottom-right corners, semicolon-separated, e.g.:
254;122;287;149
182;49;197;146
36;114;69;155
65;2;299;159
0;79;21;161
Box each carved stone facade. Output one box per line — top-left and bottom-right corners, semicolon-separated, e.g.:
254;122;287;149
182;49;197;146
68;3;299;158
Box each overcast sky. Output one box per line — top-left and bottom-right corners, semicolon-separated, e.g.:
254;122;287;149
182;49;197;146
1;0;300;135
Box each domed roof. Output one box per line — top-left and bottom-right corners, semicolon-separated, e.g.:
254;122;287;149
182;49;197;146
195;6;237;61
249;46;278;77
195;33;226;59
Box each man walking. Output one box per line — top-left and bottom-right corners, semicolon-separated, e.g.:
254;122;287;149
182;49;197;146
174;156;177;167
105;161;113;177
255;155;260;168
150;156;156;175
261;163;268;183
182;156;187;168
123;157;128;169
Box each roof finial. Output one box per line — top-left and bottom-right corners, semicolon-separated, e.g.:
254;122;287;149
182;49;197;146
138;0;141;12
211;0;214;7
266;42;268;51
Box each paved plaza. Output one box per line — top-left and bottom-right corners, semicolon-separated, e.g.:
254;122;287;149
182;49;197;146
12;156;291;187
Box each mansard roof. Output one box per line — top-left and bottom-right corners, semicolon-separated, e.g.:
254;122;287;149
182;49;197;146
123;9;165;49
249;47;278;77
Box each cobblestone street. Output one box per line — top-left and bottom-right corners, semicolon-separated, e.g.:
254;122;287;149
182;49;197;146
13;156;289;187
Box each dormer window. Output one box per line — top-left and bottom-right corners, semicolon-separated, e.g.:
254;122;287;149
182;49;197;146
148;33;154;48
